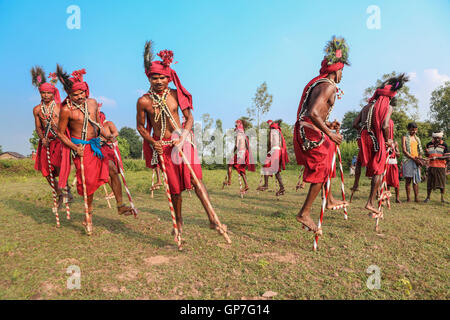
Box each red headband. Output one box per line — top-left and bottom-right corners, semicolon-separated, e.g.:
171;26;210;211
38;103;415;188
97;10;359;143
39;83;61;104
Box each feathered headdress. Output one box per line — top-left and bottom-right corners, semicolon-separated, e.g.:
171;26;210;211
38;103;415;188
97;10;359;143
48;72;58;86
380;73;409;91
56;64;73;94
323;36;350;66
143;40;154;71
157;50;174;67
31;66;47;88
273;119;283;126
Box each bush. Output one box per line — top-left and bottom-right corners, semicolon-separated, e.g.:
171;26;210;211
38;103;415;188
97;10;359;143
122;159;147;172
0;159;39;176
338;141;359;169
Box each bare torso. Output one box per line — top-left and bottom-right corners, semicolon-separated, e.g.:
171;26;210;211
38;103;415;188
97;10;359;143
63;98;100;140
139;89;182;139
33;102;61;138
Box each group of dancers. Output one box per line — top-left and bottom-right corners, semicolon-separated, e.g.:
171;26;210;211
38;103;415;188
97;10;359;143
31;36;424;250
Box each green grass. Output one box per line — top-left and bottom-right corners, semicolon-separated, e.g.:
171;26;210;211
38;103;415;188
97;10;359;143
0;167;448;300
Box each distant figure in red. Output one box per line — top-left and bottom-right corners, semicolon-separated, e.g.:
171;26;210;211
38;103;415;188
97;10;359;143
293;37;350;232
224;119;255;191
356;74;409;216
257;119;289;196
385;116;401;203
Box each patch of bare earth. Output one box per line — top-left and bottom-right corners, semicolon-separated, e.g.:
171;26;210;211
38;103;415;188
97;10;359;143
249;252;297;264
143;255;183;266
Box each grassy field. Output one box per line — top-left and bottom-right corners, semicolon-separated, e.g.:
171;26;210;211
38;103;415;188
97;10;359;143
0;162;449;300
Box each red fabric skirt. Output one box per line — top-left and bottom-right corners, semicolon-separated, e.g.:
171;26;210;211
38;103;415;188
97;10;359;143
34;138;62;177
294;117;336;184
73;143;109;196
262;149;283;174
360;130;387;177
386;162;399;188
101;143;123;171
151;138;203;195
229;149;255;175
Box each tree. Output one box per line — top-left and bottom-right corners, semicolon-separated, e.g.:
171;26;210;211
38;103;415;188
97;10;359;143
215;119;223;133
0;145;2;154
341;110;359;141
117;136;130;159
429;81;450;137
201;113;214;137
119;127;142;159
246;82;273;131
238;116;254;129
362;71;419;119
29;130;40;151
361;71;420;144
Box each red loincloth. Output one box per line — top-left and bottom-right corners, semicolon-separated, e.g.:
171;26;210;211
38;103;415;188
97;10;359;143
71;139;109;196
34;133;62;177
228;132;256;174
386;156;399;188
146;136;202;195
263;123;289;174
101;143;123;171
294;116;336;183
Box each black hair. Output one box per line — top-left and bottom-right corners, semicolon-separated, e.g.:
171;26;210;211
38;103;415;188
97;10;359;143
407;122;417;129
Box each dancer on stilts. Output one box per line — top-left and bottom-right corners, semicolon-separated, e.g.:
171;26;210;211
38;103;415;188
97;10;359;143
99;111;138;215
224;119;255;196
257;120;289;197
56;66;134;235
293;36;350;238
355;74;409;218
31;67;72;224
137;41;230;245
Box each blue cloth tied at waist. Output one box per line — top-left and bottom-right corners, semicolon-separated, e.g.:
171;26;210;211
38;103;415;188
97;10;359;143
71;137;104;159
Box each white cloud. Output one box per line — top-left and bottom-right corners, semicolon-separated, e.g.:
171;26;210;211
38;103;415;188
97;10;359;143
92;96;117;107
408;69;449;120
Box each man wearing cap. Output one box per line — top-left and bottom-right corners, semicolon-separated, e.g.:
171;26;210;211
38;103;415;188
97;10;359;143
293;36;349;232
424;132;449;203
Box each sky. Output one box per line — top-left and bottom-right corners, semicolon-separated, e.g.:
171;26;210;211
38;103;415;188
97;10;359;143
0;0;449;155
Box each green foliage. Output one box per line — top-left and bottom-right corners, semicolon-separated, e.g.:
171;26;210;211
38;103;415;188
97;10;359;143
29;130;40;151
338;141;359;169
117;136;130;159
341;110;359;141
362;71;419;119
0;145;2;154
119;127;142;159
0;159;38;176
121;159;146;171
215;119;223;133
246;82;273;130
429;81;450;137
280;122;294;161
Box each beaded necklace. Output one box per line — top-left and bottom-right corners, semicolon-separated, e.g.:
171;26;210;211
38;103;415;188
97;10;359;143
41;100;57;139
